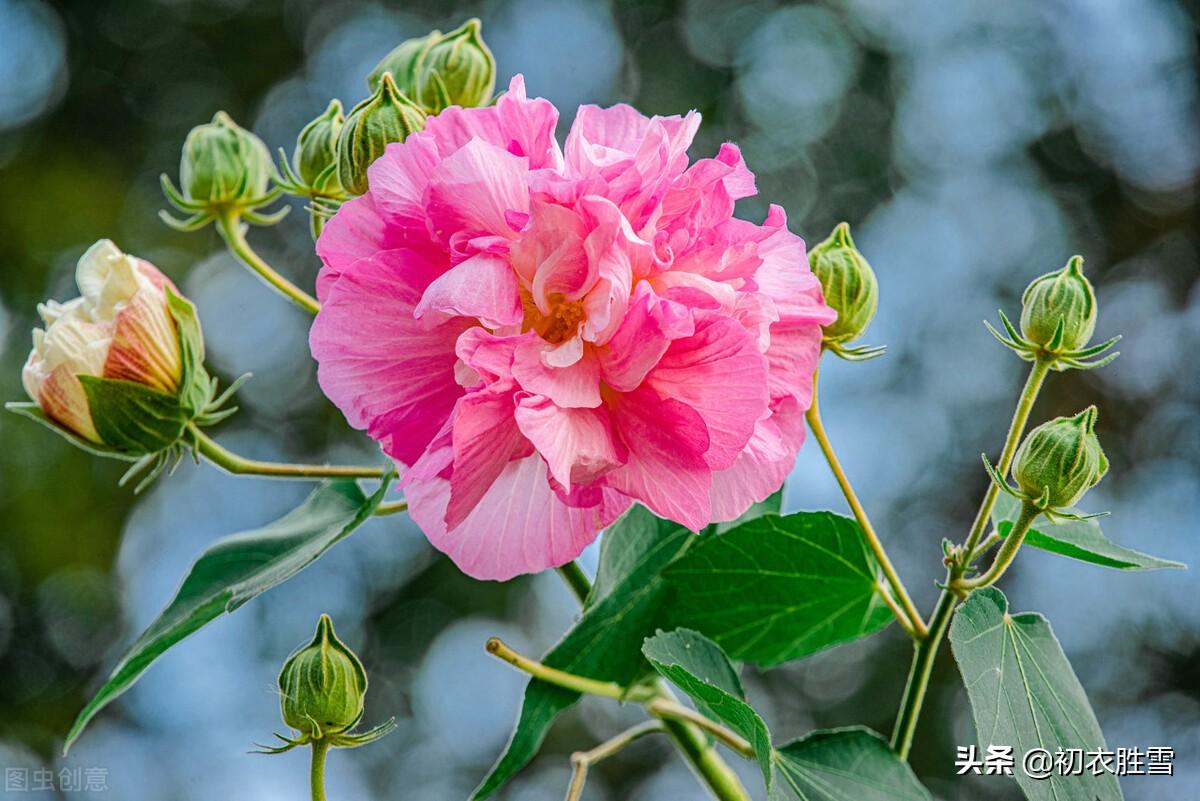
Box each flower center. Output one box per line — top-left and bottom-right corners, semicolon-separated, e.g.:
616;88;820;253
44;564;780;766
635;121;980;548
524;292;586;344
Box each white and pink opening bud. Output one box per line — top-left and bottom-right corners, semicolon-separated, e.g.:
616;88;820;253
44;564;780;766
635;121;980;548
22;240;183;443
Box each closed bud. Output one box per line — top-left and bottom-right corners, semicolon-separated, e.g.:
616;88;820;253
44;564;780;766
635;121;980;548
279;615;367;738
337;72;427;196
22;241;187;448
1020;256;1096;353
1012;406;1108;509
179;111;272;208
415;19;495;112
368;29;442;96
808;222;878;344
292;100;345;194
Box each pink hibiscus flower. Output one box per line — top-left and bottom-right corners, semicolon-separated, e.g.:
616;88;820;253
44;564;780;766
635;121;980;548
310;75;835;580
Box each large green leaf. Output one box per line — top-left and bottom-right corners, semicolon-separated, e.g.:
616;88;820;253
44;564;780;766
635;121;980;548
475;505;693;799
664;512;893;667
949;588;1122;801
992;493;1184;571
643;628;772;783
769;727;931;801
64;478;389;754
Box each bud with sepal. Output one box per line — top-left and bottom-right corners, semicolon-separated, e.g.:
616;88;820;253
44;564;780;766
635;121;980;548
8;240;246;490
368;19;496;113
808;222;884;361
161;112;287;231
256;614;395;756
337;72;427;196
985;256;1120;371
276;100;346;200
982;406;1109;522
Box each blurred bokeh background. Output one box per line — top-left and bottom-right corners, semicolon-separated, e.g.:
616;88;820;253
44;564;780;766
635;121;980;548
1;0;1197;799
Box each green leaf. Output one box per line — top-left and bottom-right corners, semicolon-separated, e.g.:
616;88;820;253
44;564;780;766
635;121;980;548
665;512;892;667
63;478;389;754
5;402;140;461
769;727;931;801
474;505;693;799
78;375;189;453
643;628;772;783
992;493;1184;570
702;488;784;537
949;587;1122;801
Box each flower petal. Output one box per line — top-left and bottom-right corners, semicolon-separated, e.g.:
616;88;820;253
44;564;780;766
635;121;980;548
645;312;769;470
445;389;532;529
414;251;523;328
406;454;630;580
603;384;712;531
514;394;626;490
425;138;530;242
310;250;471;467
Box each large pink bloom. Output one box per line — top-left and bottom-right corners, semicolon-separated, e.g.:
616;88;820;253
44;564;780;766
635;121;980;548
311;76;835;580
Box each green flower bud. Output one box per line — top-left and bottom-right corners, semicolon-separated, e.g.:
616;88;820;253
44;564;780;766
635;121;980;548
279;615;367;737
367;29;442;95
1012;406;1108;509
292;100;345;194
808;222;879;344
337;72;427;196
1019;256;1096;353
415;19;496;113
179;111;272;207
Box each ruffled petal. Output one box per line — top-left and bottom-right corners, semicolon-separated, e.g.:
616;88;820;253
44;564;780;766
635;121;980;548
445;389;532;529
511;335;602;408
406;453;630;580
645;312;769;471
425;138;530;242
603;384;712;531
514;394;626;490
310;250;471;467
708;399;805;521
414;251;523;328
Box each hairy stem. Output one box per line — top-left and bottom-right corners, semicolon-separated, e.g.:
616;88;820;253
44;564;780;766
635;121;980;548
890;356;1050;758
373;500;409;516
484;638;656;702
545;568;753;801
566;721;664;801
190;426;386;479
647;698;755;759
806;364;927;638
310;739;329;801
216;210;320;315
954;501;1039;591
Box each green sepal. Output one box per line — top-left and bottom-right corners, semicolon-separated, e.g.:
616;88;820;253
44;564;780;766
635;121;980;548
164;286;211;416
78;376;191;454
4;402;140;462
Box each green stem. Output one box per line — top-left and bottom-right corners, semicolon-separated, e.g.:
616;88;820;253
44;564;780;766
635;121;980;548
484;637;656;702
890;587;955;759
954;501;1039;591
961;357;1051;554
216;211;320;315
190;426;386;479
374;500;409;516
547;568;752;801
657;710;753;801
556;561;592;605
806;363;927;638
890;357;1051;759
310;739;329;801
